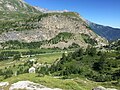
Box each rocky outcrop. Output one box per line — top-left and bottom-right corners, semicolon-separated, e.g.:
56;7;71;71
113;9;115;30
92;86;117;90
9;81;62;90
0;82;9;87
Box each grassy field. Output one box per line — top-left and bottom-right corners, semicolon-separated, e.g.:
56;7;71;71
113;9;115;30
35;52;63;64
1;73;119;90
0;52;63;70
0;47;73;69
0;48;61;53
0;50;99;90
2;73;99;90
0;49;119;90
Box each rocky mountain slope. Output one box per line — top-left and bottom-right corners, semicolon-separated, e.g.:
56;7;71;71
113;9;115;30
0;0;108;49
0;0;39;12
0;0;41;20
87;21;120;41
0;12;108;48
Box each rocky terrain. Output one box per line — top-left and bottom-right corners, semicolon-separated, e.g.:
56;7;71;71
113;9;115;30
0;0;109;49
0;81;118;90
0;81;62;90
0;12;108;48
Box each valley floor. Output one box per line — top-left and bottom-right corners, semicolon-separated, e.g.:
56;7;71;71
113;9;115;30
0;48;119;90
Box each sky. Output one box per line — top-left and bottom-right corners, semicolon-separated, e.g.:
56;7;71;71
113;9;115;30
24;0;120;28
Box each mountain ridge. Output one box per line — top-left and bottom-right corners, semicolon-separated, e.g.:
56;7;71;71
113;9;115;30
87;21;120;41
0;0;39;12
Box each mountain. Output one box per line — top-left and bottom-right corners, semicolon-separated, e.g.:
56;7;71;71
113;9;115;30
0;0;39;12
0;0;42;20
33;6;49;13
0;12;108;49
34;6;69;13
0;1;119;90
87;21;120;41
0;0;108;49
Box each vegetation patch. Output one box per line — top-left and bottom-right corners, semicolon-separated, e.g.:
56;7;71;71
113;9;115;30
81;34;97;45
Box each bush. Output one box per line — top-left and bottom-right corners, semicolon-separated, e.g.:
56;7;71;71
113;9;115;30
86;46;97;56
92;56;111;73
113;69;120;80
68;43;80;49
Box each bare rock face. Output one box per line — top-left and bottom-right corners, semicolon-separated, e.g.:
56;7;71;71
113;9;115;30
92;86;117;90
9;81;62;90
0;82;9;87
92;86;106;90
0;13;108;48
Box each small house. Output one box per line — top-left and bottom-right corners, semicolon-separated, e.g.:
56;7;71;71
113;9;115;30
29;67;36;73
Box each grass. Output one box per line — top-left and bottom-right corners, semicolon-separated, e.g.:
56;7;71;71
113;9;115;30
1;73;119;90
0;49;119;90
0;48;59;52
0;51;63;69
36;52;62;64
2;73;99;90
0;48;73;69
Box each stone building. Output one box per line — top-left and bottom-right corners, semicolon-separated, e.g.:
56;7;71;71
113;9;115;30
29;67;36;73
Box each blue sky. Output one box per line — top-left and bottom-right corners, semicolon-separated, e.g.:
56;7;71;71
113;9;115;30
24;0;120;28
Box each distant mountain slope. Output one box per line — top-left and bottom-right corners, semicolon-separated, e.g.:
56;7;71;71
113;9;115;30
0;0;42;20
87;21;120;41
0;0;39;12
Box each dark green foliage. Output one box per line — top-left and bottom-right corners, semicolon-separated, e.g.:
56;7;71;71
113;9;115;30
68;43;80;49
86;25;92;30
37;66;49;75
110;40;120;51
2;69;13;79
50;46;120;82
13;54;21;61
0;55;9;60
0;51;20;61
113;69;120;80
81;34;97;45
50;48;84;76
60;53;67;64
116;55;120;59
17;65;29;75
0;12;81;34
97;51;102;56
38;14;49;21
0;14;41;33
0;51;20;57
0;40;42;49
62;63;82;76
72;48;83;60
92;55;111;73
0;32;73;49
85;46;97;56
49;32;73;44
